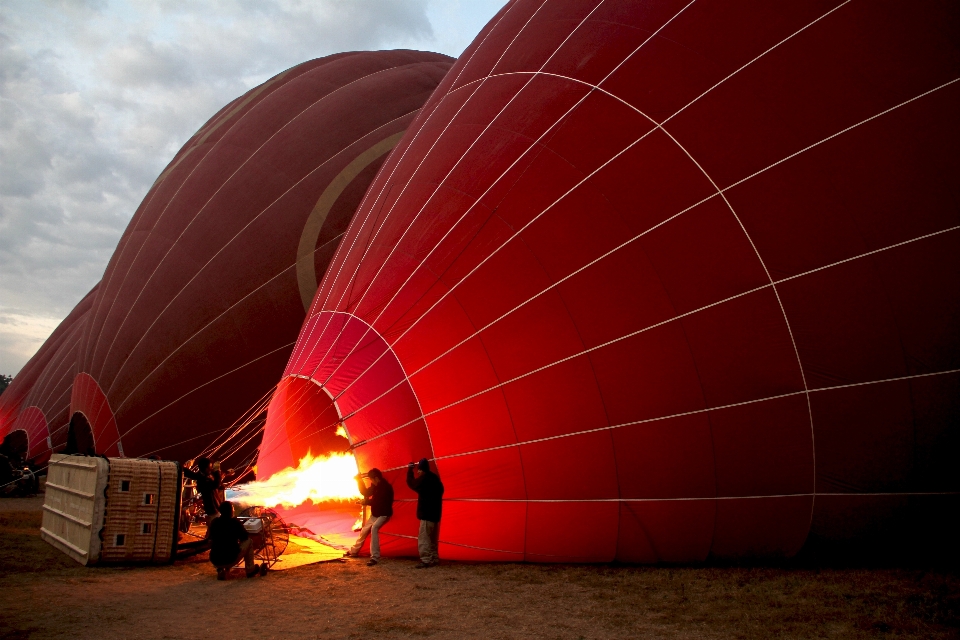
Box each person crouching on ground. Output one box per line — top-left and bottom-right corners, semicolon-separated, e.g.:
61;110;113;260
345;468;393;566
406;458;443;568
208;501;267;580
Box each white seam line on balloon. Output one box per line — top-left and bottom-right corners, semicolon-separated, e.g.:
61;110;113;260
285;29;555;466
92;64;423;388
663;71;958;535
310;78;610;402
259;370;364;458
103;106;425;411
722;76;960;193
407;0;853;134
777;226;960;284
80;89;249;372
286;1;525;372
105;365;275;461
85;371;118;455
652;121;818;544
660;0;855;128
201;421;263;465
440;0;510;94
315;0;698;413
290;64;464;359
293;0;558;385
267;326;376;454
34;387;72;432
366;368;960;471
122;425;244;461
329;75;960;445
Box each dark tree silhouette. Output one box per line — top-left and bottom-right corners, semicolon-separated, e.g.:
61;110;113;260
0;374;12;396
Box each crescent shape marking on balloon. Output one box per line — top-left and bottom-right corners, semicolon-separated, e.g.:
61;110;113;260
296;130;407;311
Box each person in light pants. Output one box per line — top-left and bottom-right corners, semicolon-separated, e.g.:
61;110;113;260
346;468;393;566
406;458;444;568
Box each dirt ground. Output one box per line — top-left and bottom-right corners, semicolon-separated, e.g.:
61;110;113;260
2;496;958;640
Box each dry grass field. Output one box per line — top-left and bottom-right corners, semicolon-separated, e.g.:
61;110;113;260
1;495;958;639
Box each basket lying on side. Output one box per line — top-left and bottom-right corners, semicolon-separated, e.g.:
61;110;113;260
41;454;182;565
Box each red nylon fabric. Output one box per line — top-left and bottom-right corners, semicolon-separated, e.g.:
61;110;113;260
0;284;99;462
263;0;960;561
19;51;451;464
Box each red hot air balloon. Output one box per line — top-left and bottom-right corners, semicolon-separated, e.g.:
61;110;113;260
60;51;452;464
260;0;960;561
0;285;99;464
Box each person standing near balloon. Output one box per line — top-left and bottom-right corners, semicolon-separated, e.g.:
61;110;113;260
183;457;220;527
345;468;393;566
406;458;443;568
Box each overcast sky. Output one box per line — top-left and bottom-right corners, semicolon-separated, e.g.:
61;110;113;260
0;0;505;376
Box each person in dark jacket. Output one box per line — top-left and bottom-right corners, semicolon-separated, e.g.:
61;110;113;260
406;458;443;568
208;501;265;580
183;457;220;526
345;468;394;566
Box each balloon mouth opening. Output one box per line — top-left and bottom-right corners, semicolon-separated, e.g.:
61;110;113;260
246;376;363;548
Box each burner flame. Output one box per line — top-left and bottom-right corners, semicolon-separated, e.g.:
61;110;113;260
228;450;361;509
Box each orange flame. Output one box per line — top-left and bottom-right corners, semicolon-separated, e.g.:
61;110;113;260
228;450;361;509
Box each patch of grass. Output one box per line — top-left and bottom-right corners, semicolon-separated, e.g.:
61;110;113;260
0;509;84;577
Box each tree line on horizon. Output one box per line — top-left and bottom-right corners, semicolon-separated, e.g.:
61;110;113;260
0;374;12;395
